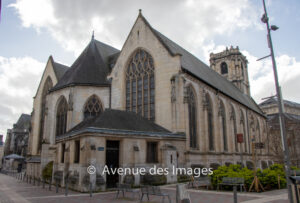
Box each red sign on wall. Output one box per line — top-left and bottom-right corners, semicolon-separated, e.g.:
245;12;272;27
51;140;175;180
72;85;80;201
236;133;244;143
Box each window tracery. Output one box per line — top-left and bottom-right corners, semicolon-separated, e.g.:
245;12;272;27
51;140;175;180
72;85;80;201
187;86;197;148
56;97;68;137
125;49;155;120
39;77;53;151
84;95;103;119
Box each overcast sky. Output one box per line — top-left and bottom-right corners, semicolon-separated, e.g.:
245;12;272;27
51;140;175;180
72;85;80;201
0;0;300;141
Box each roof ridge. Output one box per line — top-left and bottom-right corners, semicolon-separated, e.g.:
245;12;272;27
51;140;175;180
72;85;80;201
138;14;263;115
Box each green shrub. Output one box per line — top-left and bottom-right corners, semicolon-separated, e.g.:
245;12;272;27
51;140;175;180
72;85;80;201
210;164;254;189
211;163;291;191
258;168;286;189
42;161;53;180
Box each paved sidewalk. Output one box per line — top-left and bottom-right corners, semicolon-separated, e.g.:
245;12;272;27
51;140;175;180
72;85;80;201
0;173;288;203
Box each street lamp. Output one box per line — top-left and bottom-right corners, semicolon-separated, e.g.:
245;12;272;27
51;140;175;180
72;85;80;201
260;0;293;202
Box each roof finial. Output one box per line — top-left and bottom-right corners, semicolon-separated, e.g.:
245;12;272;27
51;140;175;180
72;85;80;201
139;9;142;15
92;30;94;40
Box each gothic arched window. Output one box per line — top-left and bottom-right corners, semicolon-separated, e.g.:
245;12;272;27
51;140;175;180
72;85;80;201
206;94;214;151
240;110;247;152
221;62;228;74
56;97;68;137
187;86;197;148
39;77;53;151
219;101;227;151
241;63;244;77
231;105;238;152
256;119;261;143
84;95;103;119
125;49;155;121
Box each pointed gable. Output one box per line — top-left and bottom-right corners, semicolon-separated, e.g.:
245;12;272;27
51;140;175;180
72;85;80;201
33;56;68;98
137;13;263;115
51;39;119;91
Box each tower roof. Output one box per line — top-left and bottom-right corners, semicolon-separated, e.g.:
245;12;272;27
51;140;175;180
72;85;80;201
51;39;119;91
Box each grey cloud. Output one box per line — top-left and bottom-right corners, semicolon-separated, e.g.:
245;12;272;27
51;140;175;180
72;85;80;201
12;0;261;57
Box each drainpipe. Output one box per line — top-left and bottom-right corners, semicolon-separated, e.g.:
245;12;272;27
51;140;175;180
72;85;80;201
109;79;112;109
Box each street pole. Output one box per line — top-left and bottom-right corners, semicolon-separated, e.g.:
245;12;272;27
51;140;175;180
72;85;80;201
261;0;293;202
240;143;243;167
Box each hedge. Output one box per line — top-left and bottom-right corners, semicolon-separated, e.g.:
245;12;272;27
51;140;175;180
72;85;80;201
210;164;299;191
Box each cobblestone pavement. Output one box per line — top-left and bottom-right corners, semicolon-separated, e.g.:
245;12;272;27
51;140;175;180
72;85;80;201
0;173;288;203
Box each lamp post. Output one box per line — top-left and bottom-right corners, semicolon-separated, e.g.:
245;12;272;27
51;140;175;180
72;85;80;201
260;0;293;202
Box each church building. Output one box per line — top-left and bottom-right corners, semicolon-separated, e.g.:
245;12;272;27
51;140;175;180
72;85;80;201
26;11;272;191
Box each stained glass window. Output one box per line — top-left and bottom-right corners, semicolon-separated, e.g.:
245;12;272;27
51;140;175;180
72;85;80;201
39;77;53;151
84;95;103;119
220;101;227;151
187;86;197;148
231;105;238;152
206;94;214;151
126;49;155;120
240;110;247;152
56;97;68;137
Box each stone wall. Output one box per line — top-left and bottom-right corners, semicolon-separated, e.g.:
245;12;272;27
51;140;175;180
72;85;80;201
29;58;59;156
109;15;181;132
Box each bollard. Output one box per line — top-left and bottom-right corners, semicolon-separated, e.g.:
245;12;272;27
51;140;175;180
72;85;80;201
33;177;36;185
65;181;68;196
43;179;45;189
38;178;40;186
89;182;92;197
56;182;59;193
49;179;52;191
29;176;31;184
233;185;237;203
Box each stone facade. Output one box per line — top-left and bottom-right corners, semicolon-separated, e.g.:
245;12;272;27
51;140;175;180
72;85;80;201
259;98;300;167
210;46;250;96
3;114;30;157
260;98;300;116
0;135;4;168
26;12;272;191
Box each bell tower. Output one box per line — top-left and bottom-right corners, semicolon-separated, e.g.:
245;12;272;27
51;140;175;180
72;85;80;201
209;46;250;96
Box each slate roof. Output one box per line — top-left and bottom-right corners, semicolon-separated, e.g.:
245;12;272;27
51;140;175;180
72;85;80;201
4;154;25;159
267;113;300;122
140;14;263;115
57;109;185;140
52;61;69;80
259;97;300;109
51;39;120;91
69;109;170;133
14;114;31;130
26;156;41;163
